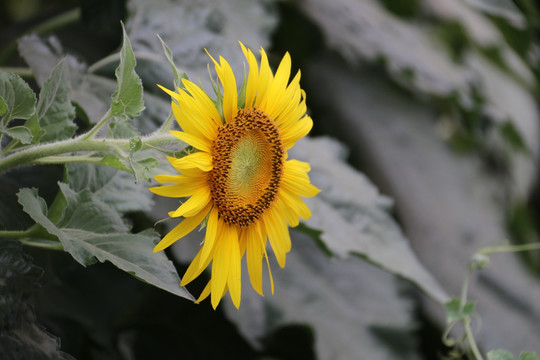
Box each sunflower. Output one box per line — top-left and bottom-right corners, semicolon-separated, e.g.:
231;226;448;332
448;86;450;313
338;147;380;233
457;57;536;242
150;42;319;309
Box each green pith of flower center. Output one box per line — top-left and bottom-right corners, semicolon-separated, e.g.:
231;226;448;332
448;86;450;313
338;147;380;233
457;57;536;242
209;108;284;227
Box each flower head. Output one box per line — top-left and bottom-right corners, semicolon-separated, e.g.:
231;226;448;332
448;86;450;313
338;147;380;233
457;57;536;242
150;42;319;309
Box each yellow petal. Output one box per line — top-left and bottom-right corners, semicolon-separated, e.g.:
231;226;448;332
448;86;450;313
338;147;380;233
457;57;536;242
167;152;213;172
157;84;182;102
170;187;211;218
199;207;220;266
280;188;312;220
149;183;203;198
262;208;291;268
282;116;313;150
169;130;211;153
227;229;242;309
274;195;300;227
181;235;217;286
153;202;212;252
211;224;236;308
254;47;273;108
182;79;222;126
171;100;217;141
240;42;259;108
261;52;291;115
207;52;238;123
195;280;212;304
246;225;264;295
282;175;320;198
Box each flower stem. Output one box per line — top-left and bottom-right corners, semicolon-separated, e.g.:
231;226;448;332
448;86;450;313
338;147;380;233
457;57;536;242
80;108;114;140
478;242;540;255
20;238;64;251
88;51;165;74
0;133;177;174
157;111;175;134
0;137;125;173
0;67;33;79
0;229;34;238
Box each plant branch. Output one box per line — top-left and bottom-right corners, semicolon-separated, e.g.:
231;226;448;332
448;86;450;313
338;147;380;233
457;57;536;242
88;51;165;73
0;133;176;173
478;242;540;255
80;108;114;140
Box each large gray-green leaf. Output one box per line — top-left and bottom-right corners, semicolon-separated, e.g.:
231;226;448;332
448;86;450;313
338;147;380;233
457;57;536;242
303;55;540;352
17;187;193;300
298;0;538;206
291;137;449;304
35;59;76;143
0;70;36;125
111;24;144;120
126;0;277;89
224;232;420;360
65;163;153;213
18;35;112;124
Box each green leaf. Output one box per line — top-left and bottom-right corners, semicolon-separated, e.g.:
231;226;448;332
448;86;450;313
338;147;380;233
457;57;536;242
520;353;540;360
121;149;161;183
65;162;153;213
158;35;187;89
444;298;475;322
35;59;76;143
0;96;7;117
499;121;527;152
292;137;449;304
17;187;193;301
111;23;145;120
487;349;515;360
23;113;44;144
0;70;36;125
108;117;140;138
0;125;33;144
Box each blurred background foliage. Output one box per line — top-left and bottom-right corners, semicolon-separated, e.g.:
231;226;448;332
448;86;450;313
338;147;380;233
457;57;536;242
1;0;539;359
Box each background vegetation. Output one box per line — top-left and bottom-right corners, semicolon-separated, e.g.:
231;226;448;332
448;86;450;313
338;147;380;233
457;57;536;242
0;0;539;359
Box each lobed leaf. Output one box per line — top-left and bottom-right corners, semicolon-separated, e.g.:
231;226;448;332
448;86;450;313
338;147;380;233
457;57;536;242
111;23;145;120
444;298;476;323
291;137;449;304
488;349;515;360
35;59;76;143
17;187;193;301
0;70;36;126
65;162;153;213
0;126;33;144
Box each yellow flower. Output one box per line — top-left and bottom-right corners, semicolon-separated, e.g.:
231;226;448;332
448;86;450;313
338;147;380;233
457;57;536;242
150;42;319;309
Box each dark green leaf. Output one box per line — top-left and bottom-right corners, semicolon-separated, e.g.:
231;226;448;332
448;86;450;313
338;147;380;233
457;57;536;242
499;121;527;152
35;59;76;143
0;70;36;125
1;126;33;144
17;187;193;300
111;23;144;120
487;349;515;360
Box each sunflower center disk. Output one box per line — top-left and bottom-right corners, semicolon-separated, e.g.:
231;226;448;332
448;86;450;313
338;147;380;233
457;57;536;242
209;108;284;227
